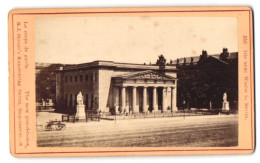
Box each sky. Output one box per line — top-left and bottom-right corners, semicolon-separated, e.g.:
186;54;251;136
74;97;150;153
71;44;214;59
35;16;238;64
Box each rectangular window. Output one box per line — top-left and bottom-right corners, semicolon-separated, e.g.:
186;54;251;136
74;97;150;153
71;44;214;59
80;75;83;81
95;97;98;108
85;74;88;81
65;94;68;107
70;94;72;106
75;94;77;106
85;94;88;109
75;76;78;82
91;73;93;82
70;76;72;82
95;73;98;82
91;94;94;109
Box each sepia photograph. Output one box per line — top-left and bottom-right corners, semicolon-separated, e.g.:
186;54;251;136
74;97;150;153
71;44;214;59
35;16;238;147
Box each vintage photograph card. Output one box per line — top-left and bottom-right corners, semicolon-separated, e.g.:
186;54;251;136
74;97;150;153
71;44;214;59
8;7;254;157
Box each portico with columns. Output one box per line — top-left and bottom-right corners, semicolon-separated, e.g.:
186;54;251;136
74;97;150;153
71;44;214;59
112;70;177;114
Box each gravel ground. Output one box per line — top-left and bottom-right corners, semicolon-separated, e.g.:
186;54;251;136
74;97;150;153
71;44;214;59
37;112;238;147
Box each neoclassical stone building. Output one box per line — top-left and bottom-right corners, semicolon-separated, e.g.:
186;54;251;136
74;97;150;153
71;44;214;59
55;61;178;114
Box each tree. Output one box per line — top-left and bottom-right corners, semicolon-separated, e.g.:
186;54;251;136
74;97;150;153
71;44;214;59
176;49;238;111
190;70;209;110
36;64;63;103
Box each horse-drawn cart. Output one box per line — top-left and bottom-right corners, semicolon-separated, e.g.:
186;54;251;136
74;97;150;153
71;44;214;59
45;120;66;131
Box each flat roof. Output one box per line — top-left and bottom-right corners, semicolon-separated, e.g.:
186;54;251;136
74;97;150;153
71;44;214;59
59;60;177;72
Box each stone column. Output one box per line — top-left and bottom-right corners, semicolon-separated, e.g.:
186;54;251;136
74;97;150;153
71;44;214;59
171;87;174;112
132;86;137;113
173;87;177;112
162;87;167;112
113;87;119;114
153;87;158;112
121;86;126;113
143;87;148;112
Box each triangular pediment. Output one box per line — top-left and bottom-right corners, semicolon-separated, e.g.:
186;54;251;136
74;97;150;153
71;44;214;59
114;70;176;80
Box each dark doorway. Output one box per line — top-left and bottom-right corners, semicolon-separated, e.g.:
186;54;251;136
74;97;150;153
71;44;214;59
139;88;143;112
157;87;163;110
128;87;133;112
148;87;153;112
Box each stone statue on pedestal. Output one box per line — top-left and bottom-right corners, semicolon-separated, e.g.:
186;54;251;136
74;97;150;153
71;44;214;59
75;92;86;121
222;92;230;111
77;92;84;105
223;92;227;101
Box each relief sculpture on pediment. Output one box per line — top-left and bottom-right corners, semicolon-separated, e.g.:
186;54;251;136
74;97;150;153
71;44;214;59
135;73;164;79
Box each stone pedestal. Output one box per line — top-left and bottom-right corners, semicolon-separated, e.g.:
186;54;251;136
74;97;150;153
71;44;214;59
75;105;86;121
222;102;230;111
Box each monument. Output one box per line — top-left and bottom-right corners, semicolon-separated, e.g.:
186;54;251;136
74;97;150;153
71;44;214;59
222;92;230;112
75;92;86;121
